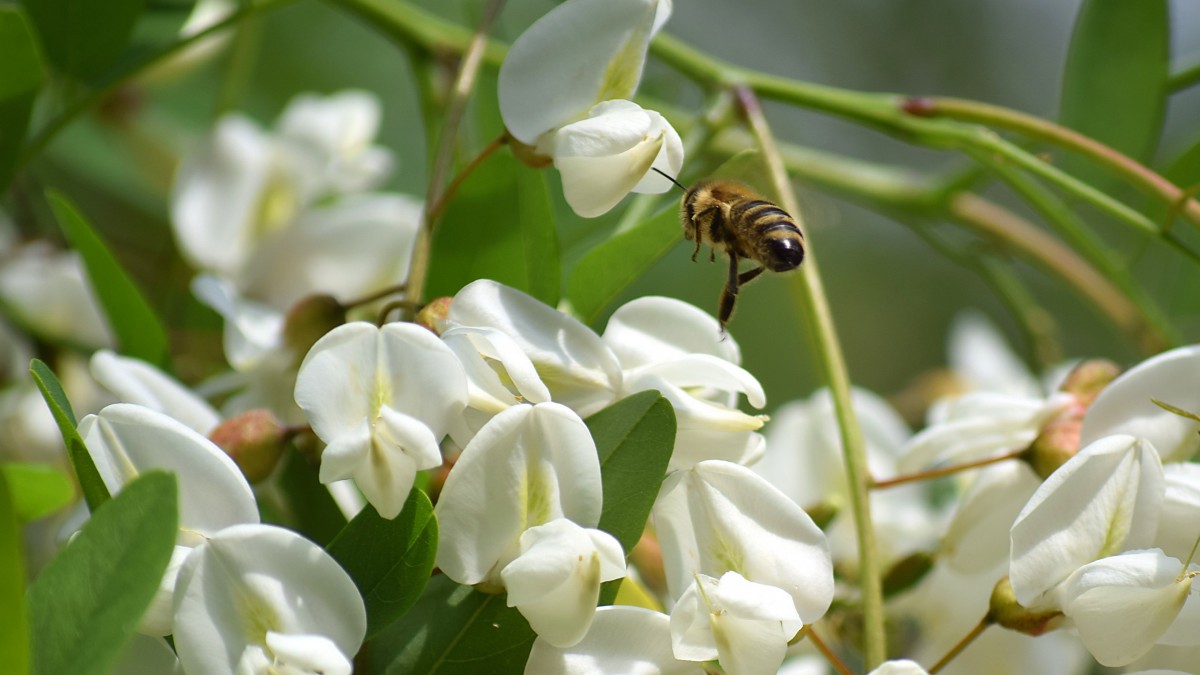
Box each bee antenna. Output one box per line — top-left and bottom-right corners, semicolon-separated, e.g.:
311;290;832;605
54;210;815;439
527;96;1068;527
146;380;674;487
652;167;688;193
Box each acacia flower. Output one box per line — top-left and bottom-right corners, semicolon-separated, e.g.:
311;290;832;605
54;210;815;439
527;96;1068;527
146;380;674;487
293;321;468;518
524;605;702;675
498;0;681;216
172;523;366;674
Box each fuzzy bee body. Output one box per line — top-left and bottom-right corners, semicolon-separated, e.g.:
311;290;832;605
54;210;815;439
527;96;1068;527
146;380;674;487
681;179;805;328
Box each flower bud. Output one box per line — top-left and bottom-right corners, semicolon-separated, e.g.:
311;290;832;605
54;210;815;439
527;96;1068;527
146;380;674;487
282;294;345;361
416;296;453;334
1058;359;1120;405
1024;360;1122;479
987;577;1064;636
882;551;935;598
209;409;288;482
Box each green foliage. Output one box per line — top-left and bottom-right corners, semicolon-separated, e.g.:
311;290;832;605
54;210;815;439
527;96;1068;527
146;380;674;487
28;472;178;675
568;205;681;325
47;192;171;368
0;5;42;190
275;450;348;547
427;149;560;306
30;359;109;511
1;462;74;523
370;574;535;675
0;471;30;675
327;489;438;639
19;0;146;81
1059;0;1169;185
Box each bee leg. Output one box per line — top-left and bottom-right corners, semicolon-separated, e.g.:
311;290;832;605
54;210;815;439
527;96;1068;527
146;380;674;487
690;237;702;262
738;266;766;286
718;252;742;330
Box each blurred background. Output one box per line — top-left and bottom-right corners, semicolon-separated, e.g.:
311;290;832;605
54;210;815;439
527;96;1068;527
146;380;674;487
10;0;1200;418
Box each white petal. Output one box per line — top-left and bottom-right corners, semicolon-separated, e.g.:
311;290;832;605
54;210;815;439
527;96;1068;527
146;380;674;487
191;274;284;370
1158;590;1200;646
0;244;112;349
79;403;259;542
236;193;421;308
435;403;603;585
947;310;1043;398
940;462;1040;574
1009;435;1164;608
654;460;833;621
868;660;931;675
1081;344;1200;463
442;326;553;413
90;350;220;435
628;355;765;409
447;280;621;416
1156;463;1200;561
172;524;366;674
171;115;274;275
524;605;698;675
603;296;740;369
264;631;352;675
349;407;441;519
554;101;664;218
498;0;663;143
137;545;192;636
631;109;684;194
668;575;720;662
670;573;798;675
1063;550;1192;667
502;519;625;647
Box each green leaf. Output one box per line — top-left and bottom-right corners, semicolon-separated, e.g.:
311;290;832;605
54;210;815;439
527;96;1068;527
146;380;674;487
19;0;147;81
0;5;43;189
1059;0;1169;183
370;575;535;675
1;462;74;523
274;451;348;547
0;471;31;675
584;391;675;604
567;205;681;325
327;489;437;639
30;359;109;511
28;471;178;675
47;191;170;368
426;149;560;306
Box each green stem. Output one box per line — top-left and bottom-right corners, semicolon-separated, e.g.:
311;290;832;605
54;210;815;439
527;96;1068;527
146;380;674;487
214;5;262;116
16;0;301;170
404;0;505;311
1169;53;1200;93
732;84;885;669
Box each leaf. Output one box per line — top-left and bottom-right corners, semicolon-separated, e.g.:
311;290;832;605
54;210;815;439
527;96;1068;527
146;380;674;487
370;575;536;675
30;359;109;510
274;451;348;547
0;5;43;190
1;462;74;522
327;489;437;639
47;191;170;368
584;391;675;605
28;471;178;675
0;471;30;675
567;205;681;325
1059;0;1169;183
426;148;560;306
19;0;147;81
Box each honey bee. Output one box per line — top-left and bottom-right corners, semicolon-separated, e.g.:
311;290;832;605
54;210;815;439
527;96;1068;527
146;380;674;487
654;170;805;328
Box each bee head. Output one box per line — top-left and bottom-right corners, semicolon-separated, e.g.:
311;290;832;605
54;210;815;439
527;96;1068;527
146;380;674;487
766;236;804;272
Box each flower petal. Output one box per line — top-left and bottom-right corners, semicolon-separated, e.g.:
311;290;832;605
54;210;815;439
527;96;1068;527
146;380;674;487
524;605;699;675
498;0;664;143
90;350;221;435
553;101;664;218
602;296;740;370
264;631;352;675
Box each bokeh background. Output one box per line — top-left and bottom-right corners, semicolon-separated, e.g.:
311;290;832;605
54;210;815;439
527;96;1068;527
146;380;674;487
16;0;1200;418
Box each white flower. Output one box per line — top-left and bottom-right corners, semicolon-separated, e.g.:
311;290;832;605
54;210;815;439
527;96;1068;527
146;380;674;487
172;523;366;674
1009;435;1164;609
0;243;111;349
498;0;680;216
946;311;1045;398
524;605;701;675
293;321;468;518
868;661;931;675
501;518;625;647
445;280;622;418
938;461;1039;574
78;403;260;635
653;460;834;621
670;572;802;675
1080;344;1200;463
1061;549;1194;667
434;402;603;587
1157;463;1200;562
89;350;220;435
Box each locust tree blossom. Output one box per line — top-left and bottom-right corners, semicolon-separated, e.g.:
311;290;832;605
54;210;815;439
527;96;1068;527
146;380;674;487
0;242;111;349
434;402;622;645
653;460;834;623
89;350;220;435
78;403;260;635
1009;435;1164;610
294;321;467;518
498;0;681;216
172;523;366;674
524;605;702;675
670;571;803;675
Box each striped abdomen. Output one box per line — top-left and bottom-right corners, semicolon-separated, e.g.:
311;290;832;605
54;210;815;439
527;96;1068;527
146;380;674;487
728;199;805;272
